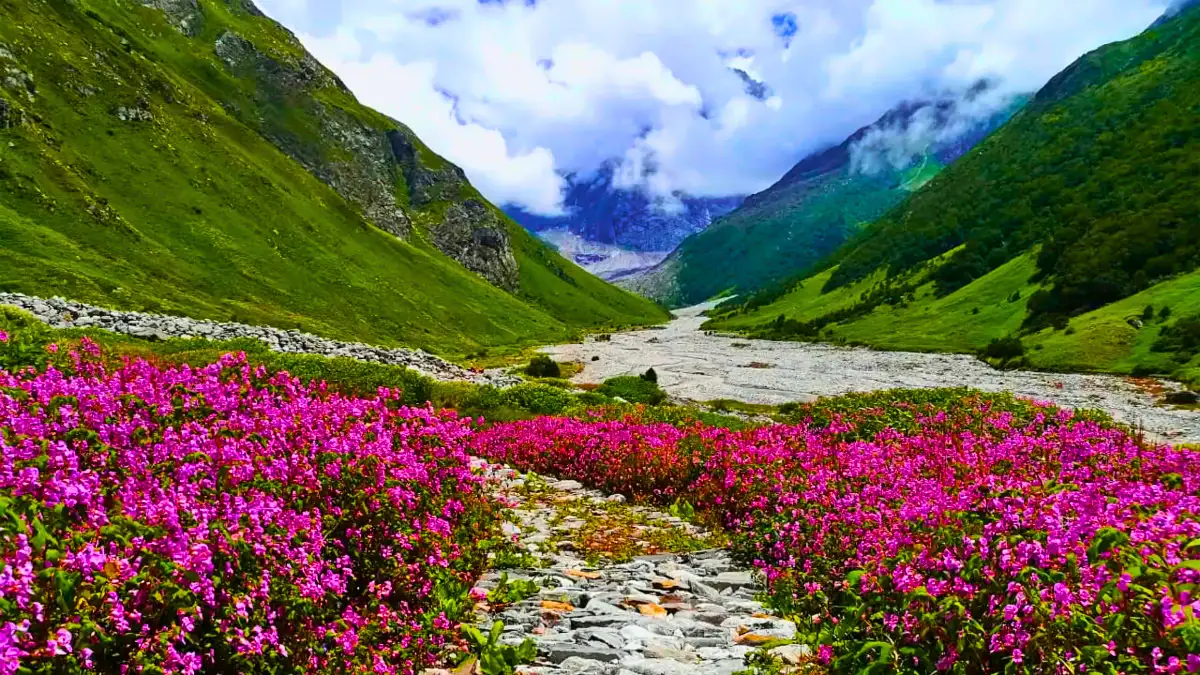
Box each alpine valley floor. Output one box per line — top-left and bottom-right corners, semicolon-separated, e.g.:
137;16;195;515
540;301;1200;443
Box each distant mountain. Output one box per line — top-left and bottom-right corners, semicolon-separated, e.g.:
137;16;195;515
0;0;667;357
506;163;743;278
707;2;1200;385
621;86;1023;306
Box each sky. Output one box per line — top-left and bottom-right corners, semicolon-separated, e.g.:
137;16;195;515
254;0;1170;215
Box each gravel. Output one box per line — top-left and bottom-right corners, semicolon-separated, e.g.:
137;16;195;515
0;293;519;387
541;301;1200;443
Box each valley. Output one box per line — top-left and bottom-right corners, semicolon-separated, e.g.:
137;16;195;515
542;301;1200;442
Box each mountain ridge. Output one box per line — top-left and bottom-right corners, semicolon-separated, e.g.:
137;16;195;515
707;2;1200;384
622;87;1022;306
0;0;668;357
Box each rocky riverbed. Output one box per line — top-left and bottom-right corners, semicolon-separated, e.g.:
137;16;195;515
542;301;1200;443
0;293;519;387
468;459;807;675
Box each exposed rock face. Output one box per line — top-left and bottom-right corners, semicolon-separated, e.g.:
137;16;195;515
434;200;520;291
386;129;469;207
139;0;203;36
212;30;411;238
137;1;522;290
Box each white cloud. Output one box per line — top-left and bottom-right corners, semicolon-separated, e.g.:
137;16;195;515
254;0;1170;212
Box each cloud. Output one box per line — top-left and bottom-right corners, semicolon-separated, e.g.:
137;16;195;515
254;0;1170;213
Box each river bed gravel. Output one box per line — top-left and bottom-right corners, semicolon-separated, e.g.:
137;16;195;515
541;301;1200;443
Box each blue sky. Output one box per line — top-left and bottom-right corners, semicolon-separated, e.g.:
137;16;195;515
255;0;1170;214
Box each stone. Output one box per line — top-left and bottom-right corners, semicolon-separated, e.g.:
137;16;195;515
1165;390;1200;405
709;572;755;590
558;657;613;675
544;645;623;664
637;603;668;619
644;644;698;663
768;644;812;665
576;628;625;650
619;657;695;675
571;615;631;629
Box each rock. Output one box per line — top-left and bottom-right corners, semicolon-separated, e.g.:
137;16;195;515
558;657;613;675
571;615;632;629
768;644;812;665
618;625;657;642
1165;390;1200;405
708;572;755;590
619;657;695;675
644;644;698;663
637;603;668;619
434;199;521;291
1128;318;1144;329
576;628;625;650
543;644;623;664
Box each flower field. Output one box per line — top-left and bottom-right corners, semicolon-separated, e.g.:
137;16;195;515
2;336;1198;674
0;341;499;674
472;395;1200;673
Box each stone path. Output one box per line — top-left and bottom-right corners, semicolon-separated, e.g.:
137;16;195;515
467;460;809;675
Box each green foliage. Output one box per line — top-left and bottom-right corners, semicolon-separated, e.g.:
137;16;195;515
597;376;668;405
640;367;658;384
523;354;561;378
821;4;1200;328
460;622;537;675
1154;313;1200;358
982;335;1026;361
500;383;573;415
485;573;539;607
0;0;666;359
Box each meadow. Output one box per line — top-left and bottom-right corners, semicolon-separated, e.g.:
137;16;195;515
1;330;1197;673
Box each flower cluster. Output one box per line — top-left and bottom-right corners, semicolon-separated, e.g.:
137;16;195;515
472;397;1200;673
0;343;499;674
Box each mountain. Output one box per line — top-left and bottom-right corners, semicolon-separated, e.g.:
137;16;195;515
506;163;743;279
706;3;1200;384
621;87;1022;306
0;0;667;357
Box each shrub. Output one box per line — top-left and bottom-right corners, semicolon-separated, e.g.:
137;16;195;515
1155;314;1200;357
524;354;561;378
471;390;1197;674
982;335;1026;360
0;345;500;673
1143;304;1156;321
641;367;658;383
501;383;573;415
596;376;667;405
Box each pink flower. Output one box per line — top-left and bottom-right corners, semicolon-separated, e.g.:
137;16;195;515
0;330;8;343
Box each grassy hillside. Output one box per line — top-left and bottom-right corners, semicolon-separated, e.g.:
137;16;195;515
820;3;1200;324
709;4;1200;383
0;0;666;358
626;96;1019;307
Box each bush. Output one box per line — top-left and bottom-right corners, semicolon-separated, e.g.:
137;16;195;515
1154;314;1200;357
1143;304;1156;321
524;354;561;378
0;346;500;673
641;367;658;383
982;336;1026;360
501;383;573;415
597;376;667;405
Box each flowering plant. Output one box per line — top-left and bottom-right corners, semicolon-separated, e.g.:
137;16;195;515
473;392;1200;672
1;342;500;674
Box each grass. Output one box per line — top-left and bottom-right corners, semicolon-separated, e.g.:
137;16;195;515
706;253;1200;386
0;0;666;361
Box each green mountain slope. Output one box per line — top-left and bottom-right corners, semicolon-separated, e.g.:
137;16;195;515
622;94;1019;307
0;0;666;358
708;4;1200;382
